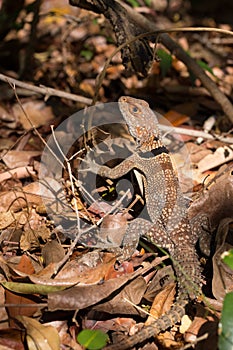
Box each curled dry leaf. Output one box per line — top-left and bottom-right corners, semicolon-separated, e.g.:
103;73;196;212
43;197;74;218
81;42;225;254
186;142;212;164
2;150;41;169
4;255;38;327
42;240;65;266
198;145;233;173
183;304;219;349
0;181;43;212
0;166;36;183
0;328;25;350
189;169;233;232
92;276;147;316
212;218;233;301
16;316;60;350
47;264;153;311
20;224;51;252
100;213;128;247
29;252;116;286
145;283;176;325
12;101;55;130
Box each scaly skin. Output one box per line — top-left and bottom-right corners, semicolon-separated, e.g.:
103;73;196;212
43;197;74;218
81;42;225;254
89;96;203;349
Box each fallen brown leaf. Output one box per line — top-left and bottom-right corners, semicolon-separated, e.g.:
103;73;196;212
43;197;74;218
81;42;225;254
12;101;55;130
5;255;38;327
2;151;41;169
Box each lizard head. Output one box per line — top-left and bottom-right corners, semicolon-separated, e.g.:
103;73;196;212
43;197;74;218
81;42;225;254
118;96;162;151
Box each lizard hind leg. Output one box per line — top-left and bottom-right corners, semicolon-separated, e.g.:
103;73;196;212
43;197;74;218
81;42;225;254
119;218;153;260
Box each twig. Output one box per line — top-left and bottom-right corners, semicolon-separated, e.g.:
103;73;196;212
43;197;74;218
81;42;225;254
118;0;233;123
94;26;233;107
73;0;233;122
0;166;36;183
180;333;209;349
159;124;233;143
0;73;92;105
51;125;81;232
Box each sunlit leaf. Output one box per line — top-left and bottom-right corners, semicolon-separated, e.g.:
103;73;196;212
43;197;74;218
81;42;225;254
157;49;172;77
197;59;215;77
17;316;60;350
1;282;67;295
219;292;233;350
126;0;140;7
77;329;109;350
222;249;233;270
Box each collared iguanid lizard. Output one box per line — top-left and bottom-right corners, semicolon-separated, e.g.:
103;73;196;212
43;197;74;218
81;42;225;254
86;96;205;349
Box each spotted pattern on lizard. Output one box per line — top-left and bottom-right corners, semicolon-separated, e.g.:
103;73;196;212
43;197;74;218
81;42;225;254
86;96;204;349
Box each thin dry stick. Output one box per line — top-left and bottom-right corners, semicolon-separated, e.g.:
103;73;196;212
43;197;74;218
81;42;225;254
181;333;209;350
0;73;92;105
94;26;233;104
50;125;81;231
92;16;233;122
119;0;233;122
10;80;97;211
10;82;70;171
159;125;233;143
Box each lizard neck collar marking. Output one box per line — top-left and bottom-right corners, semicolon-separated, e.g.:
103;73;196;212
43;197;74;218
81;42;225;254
139;146;169;158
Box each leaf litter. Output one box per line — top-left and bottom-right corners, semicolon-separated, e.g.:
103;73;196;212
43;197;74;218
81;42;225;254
0;0;233;349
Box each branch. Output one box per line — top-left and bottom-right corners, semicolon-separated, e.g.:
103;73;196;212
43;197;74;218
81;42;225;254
70;0;233;124
0;73;92;105
119;0;233;124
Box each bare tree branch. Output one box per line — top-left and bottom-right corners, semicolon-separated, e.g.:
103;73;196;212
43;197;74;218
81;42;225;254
0;73;92;105
70;0;233;124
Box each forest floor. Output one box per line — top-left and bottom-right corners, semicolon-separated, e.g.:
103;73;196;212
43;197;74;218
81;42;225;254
0;0;233;349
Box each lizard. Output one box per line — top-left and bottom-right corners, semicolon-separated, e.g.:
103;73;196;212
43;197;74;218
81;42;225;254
82;96;206;349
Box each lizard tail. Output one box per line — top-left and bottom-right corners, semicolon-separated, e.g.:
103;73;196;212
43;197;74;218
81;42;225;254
172;245;203;300
104;299;188;350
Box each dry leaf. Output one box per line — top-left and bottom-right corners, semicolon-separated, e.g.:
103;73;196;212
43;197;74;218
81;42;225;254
0;211;16;229
0;166;36;182
100;213;128;246
189;170;233;231
164;110;190;126
145;283;176;325
0;182;43;212
2;151;41;169
42;240;65;266
5;255;38;327
12;101;54;130
47;264;153;311
16;316;60;350
93;276;147;316
198;146;233;172
0;328;25;350
212;218;233;300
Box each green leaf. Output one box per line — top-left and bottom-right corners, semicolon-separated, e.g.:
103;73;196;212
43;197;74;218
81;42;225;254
126;0;140;7
80;50;94;61
219;291;233;350
222;249;233;270
144;0;151;6
157;49;172;77
188;59;216;85
1;282;68;295
77;329;109;350
197;60;215;77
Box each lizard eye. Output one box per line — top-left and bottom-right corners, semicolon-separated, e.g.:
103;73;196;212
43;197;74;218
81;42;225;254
130;106;139;114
